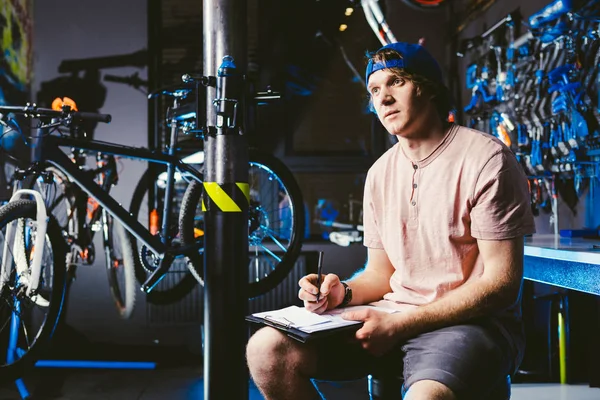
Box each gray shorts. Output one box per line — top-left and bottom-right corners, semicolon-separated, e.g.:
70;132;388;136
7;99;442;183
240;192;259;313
312;317;522;399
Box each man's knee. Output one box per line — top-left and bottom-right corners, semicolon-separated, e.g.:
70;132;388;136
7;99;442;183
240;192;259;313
247;327;284;368
404;379;457;400
246;327;312;374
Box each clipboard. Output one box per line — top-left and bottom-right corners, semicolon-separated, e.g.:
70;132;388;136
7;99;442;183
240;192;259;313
245;314;363;343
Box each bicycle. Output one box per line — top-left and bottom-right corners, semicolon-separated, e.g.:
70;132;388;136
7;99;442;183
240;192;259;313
129;84;305;302
0;84;303;378
97;77;304;301
23;154;137;319
0;96;138;319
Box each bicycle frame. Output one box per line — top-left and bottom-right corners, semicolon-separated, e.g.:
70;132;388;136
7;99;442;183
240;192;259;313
40;134;203;263
74;154;117;260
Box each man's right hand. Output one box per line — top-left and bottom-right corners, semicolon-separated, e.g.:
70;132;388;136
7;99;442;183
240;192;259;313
298;273;345;314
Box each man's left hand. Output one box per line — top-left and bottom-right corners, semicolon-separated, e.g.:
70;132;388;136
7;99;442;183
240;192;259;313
341;308;403;356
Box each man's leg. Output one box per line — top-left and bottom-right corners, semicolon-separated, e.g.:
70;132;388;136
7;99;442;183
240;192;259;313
404;380;456;400
247;327;321;400
401;320;518;400
246;326;389;400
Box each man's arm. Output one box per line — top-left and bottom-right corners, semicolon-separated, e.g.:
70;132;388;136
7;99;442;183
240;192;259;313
298;247;394;312
345;247;395;305
389;236;524;338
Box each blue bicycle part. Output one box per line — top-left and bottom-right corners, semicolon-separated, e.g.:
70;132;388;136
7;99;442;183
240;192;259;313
529;0;573;29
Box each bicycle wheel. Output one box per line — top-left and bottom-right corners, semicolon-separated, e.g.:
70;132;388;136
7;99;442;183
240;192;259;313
104;211;136;319
179;150;304;298
127;166;200;305
0;200;67;383
402;0;446;11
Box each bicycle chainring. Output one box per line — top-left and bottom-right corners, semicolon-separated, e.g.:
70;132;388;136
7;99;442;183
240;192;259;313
140;245;160;273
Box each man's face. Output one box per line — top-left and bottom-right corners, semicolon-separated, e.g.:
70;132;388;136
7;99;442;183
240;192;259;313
367;69;430;138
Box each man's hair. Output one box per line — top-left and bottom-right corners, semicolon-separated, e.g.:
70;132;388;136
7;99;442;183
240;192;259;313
367;48;453;123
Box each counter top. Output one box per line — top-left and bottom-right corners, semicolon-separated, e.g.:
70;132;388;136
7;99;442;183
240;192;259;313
524;234;600;264
523;235;600;295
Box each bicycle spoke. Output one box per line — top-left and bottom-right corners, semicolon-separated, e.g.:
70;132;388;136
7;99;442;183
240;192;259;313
0;313;12;337
265;233;288;253
252;244;282;263
18;316;32;352
254;215;292;226
257;225;291;240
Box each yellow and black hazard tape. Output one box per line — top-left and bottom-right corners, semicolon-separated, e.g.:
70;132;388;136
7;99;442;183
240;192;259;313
202;182;250;212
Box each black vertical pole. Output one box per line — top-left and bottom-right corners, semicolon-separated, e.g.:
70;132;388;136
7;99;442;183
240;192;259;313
147;0;162;213
147;0;161;152
203;0;249;399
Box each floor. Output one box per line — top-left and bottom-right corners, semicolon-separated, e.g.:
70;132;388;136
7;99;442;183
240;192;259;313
1;362;600;399
1;336;599;400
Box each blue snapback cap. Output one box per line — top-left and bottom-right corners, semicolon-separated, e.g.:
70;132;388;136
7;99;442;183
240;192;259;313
365;42;443;86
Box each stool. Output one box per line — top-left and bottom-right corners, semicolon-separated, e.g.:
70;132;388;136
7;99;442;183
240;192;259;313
368;374;512;399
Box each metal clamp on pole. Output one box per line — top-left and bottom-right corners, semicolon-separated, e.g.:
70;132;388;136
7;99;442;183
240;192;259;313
203;0;249;395
214;56;242;132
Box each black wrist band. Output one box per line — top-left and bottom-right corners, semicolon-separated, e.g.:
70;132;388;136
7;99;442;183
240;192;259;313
339;281;352;308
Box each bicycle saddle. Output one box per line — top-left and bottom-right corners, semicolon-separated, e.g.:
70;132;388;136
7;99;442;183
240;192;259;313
147;82;195;99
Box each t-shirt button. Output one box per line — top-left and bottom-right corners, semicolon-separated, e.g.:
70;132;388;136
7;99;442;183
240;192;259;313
413;164;418;170
411;201;416;206
413;183;418;189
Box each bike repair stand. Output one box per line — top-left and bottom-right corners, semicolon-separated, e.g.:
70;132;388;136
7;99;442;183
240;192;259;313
203;0;249;398
5;189;155;400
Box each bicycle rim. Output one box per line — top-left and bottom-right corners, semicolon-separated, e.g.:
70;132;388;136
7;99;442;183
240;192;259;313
179;150;304;298
104;213;136;319
127;166;198;305
0;200;67;383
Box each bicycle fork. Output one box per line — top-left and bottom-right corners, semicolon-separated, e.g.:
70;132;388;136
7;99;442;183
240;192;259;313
2;190;50;370
1;190;49;302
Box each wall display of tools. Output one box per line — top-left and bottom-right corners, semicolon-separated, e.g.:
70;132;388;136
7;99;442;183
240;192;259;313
459;0;600;230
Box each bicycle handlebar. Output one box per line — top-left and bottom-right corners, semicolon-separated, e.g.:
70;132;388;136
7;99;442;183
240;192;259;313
72;111;112;123
0;104;111;124
104;72;148;89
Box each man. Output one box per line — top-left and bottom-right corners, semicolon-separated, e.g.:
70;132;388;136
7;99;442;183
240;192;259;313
246;42;535;400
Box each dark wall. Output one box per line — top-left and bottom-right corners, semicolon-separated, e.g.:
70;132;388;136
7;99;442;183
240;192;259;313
384;0;449;77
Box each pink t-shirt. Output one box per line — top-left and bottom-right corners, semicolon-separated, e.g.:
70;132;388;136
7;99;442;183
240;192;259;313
363;124;536;313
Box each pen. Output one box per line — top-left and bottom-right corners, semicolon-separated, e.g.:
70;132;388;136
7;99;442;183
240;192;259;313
316;251;324;302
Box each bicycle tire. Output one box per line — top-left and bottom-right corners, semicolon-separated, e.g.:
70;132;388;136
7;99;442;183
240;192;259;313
0;200;67;383
126;166;199;305
179;150;304;298
402;0;446;11
104;212;137;319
